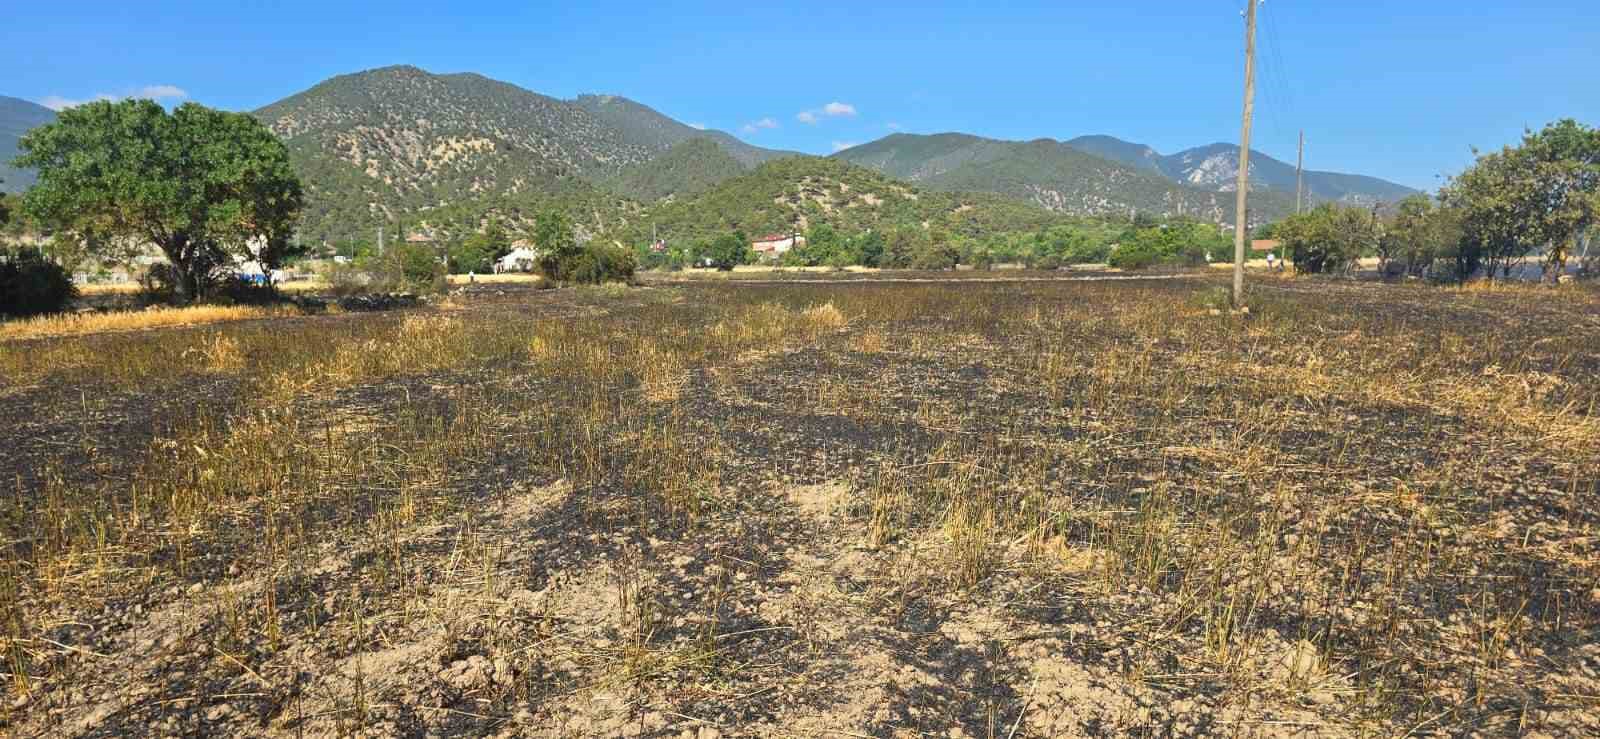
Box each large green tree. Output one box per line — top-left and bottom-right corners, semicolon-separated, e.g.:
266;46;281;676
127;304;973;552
1442;120;1600;282
1520;120;1600;280
1278;203;1381;274
534;211;580;278
17;99;303;300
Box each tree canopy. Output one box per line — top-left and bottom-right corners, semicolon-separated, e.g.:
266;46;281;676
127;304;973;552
1277;203;1382;275
17;99;303;300
1442;119;1600;281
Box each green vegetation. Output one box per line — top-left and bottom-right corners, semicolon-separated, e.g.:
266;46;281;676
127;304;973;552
1441;118;1599;281
0;245;76;317
325;243;447;295
1259;119;1599;283
835;133;1301;223
18;99;303;302
1277;203;1383;274
572;93;796;167
1380;194;1460;277
536;211;635;284
608;156;1074;254
446;221;511;274
251;66;793;248
600;139;747;201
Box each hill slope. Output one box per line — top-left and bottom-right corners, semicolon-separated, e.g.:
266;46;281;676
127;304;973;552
600;138;748;202
252;66;795;243
1064;135;1417;205
835;133;1290;223
0;96;56;194
571;94;796;168
608;155;1071;247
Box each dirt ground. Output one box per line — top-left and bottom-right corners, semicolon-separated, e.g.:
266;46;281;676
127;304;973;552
2;275;1598;737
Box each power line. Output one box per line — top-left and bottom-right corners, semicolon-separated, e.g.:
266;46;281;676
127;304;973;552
1256;2;1298;158
1262;3;1298;125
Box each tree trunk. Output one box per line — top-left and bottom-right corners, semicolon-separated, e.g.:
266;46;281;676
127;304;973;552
159;234;204;304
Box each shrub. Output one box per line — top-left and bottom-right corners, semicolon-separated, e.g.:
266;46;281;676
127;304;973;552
322;247;446;297
562;243;636;284
1061;240;1112;265
325;261;375;296
136;263;182;305
909;243;958;270
1108;242;1163;270
1280;204;1379;275
0;247;78;317
212;275;281;305
534;211;637;284
393;243;446;293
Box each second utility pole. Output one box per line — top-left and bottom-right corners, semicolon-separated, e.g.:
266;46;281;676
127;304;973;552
1296;130;1305;215
1231;0;1259;310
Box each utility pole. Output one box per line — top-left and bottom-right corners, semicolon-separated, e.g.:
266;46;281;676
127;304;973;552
1295;130;1305;215
1230;0;1259;310
378;226;385;257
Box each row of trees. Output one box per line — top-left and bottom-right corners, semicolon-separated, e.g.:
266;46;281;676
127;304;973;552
636;216;1231;272
1272;119;1598;283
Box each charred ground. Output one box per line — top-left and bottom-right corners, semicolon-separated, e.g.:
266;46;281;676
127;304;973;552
2;276;1598;737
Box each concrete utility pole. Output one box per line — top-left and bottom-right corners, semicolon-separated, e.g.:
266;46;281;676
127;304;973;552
1231;0;1259;310
378;226;385;257
1295;130;1305;215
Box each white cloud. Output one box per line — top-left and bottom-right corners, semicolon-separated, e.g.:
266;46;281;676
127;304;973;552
885;122;902;131
740;117;778;134
39;96;92;111
688;122;707;130
137;85;187;100
40;84;188;111
831;140;859;153
796;101;859;125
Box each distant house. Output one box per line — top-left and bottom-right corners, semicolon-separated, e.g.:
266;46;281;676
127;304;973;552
751;233;805;257
405;231;435;245
495;246;540;273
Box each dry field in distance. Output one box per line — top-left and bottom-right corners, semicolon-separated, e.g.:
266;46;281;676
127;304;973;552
1;275;1598;737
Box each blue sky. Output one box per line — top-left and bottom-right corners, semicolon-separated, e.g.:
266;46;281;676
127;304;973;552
3;1;1596;190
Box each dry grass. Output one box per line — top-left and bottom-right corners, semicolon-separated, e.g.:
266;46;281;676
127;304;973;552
77;280;328;296
1;277;1598;736
445;272;548;286
0;304;295;342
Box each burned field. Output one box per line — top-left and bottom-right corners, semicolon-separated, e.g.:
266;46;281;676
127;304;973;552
2;278;1599;737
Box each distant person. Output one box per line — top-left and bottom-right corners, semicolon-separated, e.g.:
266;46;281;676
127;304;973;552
1265;252;1276;270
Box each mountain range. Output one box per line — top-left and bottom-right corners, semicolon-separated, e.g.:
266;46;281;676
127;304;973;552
831;133;1294;223
0;96;56;194
1064;135;1418;205
4;65;1417;244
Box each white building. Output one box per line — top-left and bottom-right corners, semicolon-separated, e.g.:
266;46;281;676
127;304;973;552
495;247;540;273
